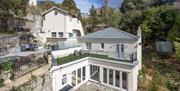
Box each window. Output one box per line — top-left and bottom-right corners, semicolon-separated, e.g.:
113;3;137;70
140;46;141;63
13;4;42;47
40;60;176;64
54;11;58;15
121;44;124;52
78;68;81;83
109;69;113;85
122;72;127;89
62;74;67;85
115;71;120;87
82;67;86;80
51;32;56;37
70;16;72;22
77;20;79;23
69;33;73;37
101;43;104;50
43;16;45;20
103;68;107;83
58;32;63;37
86;42;91;50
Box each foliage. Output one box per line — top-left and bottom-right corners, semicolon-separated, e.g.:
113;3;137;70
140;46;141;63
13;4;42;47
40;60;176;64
38;1;57;10
62;0;81;19
106;8;122;28
141;5;177;43
0;79;4;87
174;42;180;60
0;61;13;71
149;82;158;91
0;0;28;17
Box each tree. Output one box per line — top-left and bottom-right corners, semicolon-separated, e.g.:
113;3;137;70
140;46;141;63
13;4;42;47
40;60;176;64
141;5;177;44
89;5;99;32
0;0;28;32
120;0;143;13
62;0;81;19
38;0;56;10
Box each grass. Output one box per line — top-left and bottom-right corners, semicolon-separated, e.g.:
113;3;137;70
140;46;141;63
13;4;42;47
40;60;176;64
57;53;108;65
0;31;16;35
0;61;13;71
57;53;134;65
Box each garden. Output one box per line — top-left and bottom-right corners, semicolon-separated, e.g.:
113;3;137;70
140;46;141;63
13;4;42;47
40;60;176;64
138;49;180;91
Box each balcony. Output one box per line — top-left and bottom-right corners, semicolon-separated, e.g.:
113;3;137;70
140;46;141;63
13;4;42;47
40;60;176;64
56;50;137;65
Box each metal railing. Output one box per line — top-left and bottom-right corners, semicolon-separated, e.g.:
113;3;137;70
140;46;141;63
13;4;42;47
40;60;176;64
84;50;137;62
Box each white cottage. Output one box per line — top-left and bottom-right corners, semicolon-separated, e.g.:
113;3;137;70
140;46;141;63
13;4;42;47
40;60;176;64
50;27;142;91
38;6;84;47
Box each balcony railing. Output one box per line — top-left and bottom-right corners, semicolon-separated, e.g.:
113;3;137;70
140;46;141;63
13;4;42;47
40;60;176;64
84;50;137;61
56;50;137;65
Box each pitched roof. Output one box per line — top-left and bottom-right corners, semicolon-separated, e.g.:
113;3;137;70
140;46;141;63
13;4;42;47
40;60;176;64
79;27;138;43
41;6;68;16
81;27;138;39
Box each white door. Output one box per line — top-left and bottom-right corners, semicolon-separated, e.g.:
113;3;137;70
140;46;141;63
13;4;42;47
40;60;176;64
116;44;124;59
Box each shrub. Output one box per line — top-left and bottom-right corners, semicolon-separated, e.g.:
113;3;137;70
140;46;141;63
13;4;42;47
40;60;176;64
174;42;180;61
0;79;4;87
0;61;12;71
149;82;158;91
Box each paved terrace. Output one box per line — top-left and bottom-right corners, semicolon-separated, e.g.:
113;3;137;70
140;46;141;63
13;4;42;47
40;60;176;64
75;81;119;91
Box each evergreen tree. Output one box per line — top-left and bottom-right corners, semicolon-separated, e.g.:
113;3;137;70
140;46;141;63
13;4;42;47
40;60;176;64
62;0;81;19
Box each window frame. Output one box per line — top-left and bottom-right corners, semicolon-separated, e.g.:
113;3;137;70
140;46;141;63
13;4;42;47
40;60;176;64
58;32;63;37
51;32;56;37
100;43;104;50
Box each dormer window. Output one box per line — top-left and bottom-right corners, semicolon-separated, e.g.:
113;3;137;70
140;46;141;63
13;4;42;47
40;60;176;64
54;11;58;15
70;16;72;22
43;16;45;20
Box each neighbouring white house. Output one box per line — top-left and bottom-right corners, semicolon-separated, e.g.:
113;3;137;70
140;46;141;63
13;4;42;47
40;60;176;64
50;27;142;91
38;6;84;49
29;0;37;6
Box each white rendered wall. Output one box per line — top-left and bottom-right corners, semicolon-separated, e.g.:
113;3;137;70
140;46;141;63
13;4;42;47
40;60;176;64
81;42;137;54
51;46;81;58
39;9;84;44
50;57;138;91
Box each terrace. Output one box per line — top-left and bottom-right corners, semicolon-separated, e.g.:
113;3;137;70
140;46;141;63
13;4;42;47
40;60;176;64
56;50;137;65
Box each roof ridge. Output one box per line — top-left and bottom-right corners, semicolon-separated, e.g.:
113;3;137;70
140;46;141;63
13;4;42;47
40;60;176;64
41;6;68;16
110;27;138;38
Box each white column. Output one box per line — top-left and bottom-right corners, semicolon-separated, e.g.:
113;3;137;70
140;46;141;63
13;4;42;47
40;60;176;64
81;68;83;82
113;70;116;86
100;67;103;83
120;72;122;88
127;72;133;91
68;73;72;86
86;65;90;80
107;69;109;84
76;70;78;86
